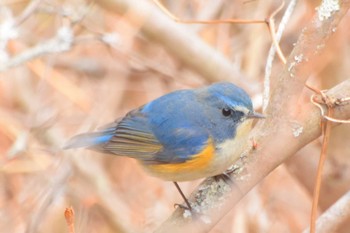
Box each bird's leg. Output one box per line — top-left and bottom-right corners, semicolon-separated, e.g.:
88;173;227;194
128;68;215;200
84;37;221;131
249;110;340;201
173;181;192;211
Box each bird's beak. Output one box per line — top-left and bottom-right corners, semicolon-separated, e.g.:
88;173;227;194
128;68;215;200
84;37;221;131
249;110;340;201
247;111;265;119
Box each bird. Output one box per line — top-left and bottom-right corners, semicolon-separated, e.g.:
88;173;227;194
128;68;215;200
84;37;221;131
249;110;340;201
64;82;264;210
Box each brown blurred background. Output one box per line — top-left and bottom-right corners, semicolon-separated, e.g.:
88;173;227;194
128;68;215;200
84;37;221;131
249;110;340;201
1;0;350;232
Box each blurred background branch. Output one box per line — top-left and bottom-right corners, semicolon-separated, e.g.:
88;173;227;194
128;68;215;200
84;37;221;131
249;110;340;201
96;0;249;87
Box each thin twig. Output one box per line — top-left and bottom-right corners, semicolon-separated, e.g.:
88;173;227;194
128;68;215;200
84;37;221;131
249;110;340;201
263;0;298;111
323;115;350;123
266;1;287;64
303;189;350;233
310;107;333;233
308;81;350;124
311;95;350;123
306;78;350;232
307;83;350;232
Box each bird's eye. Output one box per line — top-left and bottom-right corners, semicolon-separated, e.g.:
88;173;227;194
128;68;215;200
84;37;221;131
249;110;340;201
222;108;232;117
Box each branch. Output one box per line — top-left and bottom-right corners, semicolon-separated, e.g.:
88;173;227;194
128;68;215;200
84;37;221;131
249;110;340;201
0;25;74;72
0;3;101;72
155;1;350;232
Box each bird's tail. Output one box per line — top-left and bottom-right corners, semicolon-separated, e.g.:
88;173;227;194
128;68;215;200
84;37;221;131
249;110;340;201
63;130;114;150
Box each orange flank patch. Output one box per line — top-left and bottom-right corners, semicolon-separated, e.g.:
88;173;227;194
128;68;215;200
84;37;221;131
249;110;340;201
146;139;215;179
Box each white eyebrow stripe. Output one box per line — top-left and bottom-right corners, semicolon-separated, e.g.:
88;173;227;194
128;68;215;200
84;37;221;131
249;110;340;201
232;106;250;115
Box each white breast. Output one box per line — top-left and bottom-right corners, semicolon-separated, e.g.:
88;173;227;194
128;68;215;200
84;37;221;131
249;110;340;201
209;119;253;175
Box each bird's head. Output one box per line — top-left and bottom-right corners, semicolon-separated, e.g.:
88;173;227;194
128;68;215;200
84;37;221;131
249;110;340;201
195;82;264;144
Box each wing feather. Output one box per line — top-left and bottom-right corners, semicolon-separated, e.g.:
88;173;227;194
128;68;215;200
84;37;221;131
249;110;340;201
102;111;163;159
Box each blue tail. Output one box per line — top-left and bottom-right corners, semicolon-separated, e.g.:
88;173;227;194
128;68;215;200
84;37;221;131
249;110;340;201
63;130;114;150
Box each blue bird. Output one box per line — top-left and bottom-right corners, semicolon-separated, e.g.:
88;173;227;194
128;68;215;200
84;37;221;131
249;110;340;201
64;82;263;210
